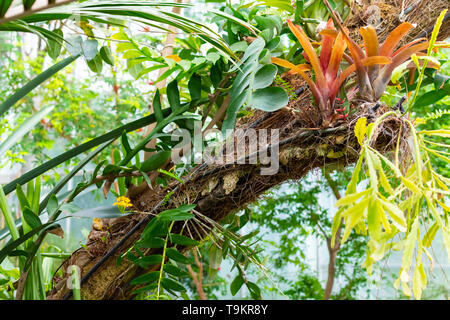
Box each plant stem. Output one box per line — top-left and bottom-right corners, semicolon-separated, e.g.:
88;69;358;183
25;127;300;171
156;221;174;300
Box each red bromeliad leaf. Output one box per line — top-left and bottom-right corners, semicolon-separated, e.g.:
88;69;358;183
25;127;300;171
335;24;374;98
326;31;347;81
379;22;414;57
320;18;335;72
301;51;310;63
271;57;325;111
320;29;338;39
287;19;327;91
392;37;427;57
375;41;429;95
360;26;380;81
332;56;392;99
271;57;311;72
360;26;379;57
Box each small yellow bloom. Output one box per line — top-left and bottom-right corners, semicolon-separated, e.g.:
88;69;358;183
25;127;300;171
93;218;103;231
113;196;133;211
166;54;181;62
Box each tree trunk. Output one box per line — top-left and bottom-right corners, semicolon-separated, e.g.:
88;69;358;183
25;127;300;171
48;103;405;300
47;1;448;300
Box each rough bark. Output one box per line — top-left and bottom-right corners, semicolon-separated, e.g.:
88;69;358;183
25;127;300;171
48;103;405;300
47;1;448;300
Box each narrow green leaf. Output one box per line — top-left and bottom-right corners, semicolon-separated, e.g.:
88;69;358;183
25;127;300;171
165;248;191;264
23;208;42;230
230;274;244;295
15;184;30;211
130;271;160;285
164;264;190;277
0;220;61;265
188;74;201;102
161;277;186;292
3;109;172;196
152;89;163;123
136;237;165;249
169;234;199;246
0;55;79;118
167;80;180;111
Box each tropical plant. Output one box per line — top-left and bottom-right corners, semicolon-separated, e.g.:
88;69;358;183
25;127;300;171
0;0;448;301
272;18;391;126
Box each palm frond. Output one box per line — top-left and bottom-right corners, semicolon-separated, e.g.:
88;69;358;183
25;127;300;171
0;0;76;24
0;1;241;60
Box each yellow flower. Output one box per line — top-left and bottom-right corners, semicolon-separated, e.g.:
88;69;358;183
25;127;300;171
93;218;103;231
166;54;181;62
113;196;133;211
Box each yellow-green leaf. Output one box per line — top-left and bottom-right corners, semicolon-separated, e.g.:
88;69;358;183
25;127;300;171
336;188;372;207
422;222;439;247
400;176;422;195
418;129;450;138
354;117;367;146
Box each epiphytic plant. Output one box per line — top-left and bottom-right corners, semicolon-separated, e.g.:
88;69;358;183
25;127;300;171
272;19;391;126
322;3;448;103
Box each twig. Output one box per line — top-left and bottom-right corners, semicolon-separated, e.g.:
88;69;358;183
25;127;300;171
186;249;207;300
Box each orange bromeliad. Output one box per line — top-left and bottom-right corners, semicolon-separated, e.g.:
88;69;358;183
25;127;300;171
272;19;391;126
272;18;446;126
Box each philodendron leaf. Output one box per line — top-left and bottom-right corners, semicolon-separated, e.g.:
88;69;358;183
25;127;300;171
46;195;58;216
414;90;447;108
47;29;63;60
87;54;103;73
167;80;181;111
158;210;194;222
22;208;42;230
100;46;114;66
66;36;83;56
82;39;99;61
140;150;171;172
230;274;244;295
251;86;288;111
253;64;277;89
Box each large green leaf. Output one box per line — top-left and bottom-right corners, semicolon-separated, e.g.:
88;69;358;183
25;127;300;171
253;64;277;89
1;1;240;60
251;86;289;112
66;205;127;219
